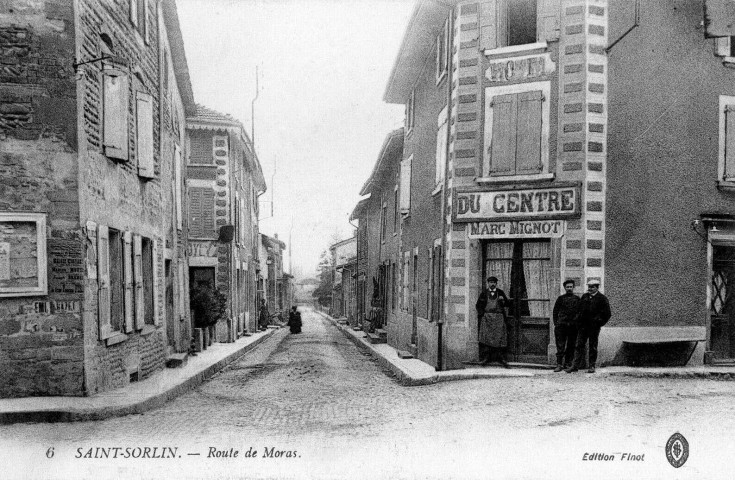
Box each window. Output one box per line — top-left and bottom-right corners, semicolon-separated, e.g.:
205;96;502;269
189;131;214;165
505;0;537;46
130;0;151;44
483;81;550;179
136;92;154;178
0;213;47;297
719;95;735;184
393;186;399;233
400;155;412;214
380;202;387;242
436;18;449;83
481;0;560;51
435;106;448;186
108;228;125;333
406;89;415;133
103;68;129;161
141;237;155;325
189;187;216;238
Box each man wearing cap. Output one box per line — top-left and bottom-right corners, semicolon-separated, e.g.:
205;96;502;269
475;276;511;368
566;279;611;373
552;279;581;372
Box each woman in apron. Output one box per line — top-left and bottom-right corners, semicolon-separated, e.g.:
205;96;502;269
475;276;510;368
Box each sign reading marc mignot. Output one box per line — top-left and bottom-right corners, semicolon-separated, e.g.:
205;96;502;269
453;185;581;222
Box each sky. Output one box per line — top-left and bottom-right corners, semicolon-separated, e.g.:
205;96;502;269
176;0;415;278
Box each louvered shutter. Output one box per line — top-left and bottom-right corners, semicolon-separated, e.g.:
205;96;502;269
516;90;543;173
123;232;135;332
489;93;517;175
400;157;412;214
479;0;498;50
103;69;129;161
152;239;161;325
436;107;448;184
202;188;216;237
537;0;560;42
133;234;144;329
726;105;735;179
136;92;154;179
189;188;203;238
97;225;114;340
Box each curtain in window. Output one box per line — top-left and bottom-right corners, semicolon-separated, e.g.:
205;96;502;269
522;241;551;317
485;242;513;293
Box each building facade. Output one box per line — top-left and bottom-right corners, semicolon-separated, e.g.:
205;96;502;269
186;106;265;342
376;0;735;369
259;233;286;320
0;0;195;397
329;236;357;322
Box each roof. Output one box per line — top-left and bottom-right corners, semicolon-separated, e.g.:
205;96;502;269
349;196;371;221
161;0;196;115
188;104;267;192
359;128;404;196
384;0;453;104
261;233;286;250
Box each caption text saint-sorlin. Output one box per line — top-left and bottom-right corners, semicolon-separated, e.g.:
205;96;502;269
74;446;299;459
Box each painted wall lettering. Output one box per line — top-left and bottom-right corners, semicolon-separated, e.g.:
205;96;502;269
454;185;581;222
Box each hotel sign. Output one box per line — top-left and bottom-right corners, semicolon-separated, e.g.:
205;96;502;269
453;185;581;222
468;220;565;239
485;53;555;83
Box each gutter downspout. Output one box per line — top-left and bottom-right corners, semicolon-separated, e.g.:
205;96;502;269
437;7;454;372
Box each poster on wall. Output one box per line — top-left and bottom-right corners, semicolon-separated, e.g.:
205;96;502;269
0;213;47;297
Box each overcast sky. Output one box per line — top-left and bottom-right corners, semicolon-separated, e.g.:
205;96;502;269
176;0;414;278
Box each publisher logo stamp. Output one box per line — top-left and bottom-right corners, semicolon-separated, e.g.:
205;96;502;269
665;433;689;468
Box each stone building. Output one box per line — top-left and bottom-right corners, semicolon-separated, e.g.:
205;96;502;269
329;236;357;322
374;0;735;369
259;233;286;320
186;106;265;341
0;0;195;397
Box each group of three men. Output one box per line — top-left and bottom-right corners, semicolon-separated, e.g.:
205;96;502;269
475;277;611;373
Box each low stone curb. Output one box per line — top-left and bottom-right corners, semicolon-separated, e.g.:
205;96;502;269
0;329;277;425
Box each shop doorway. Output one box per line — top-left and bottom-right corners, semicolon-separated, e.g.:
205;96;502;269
710;244;735;361
483;240;552;364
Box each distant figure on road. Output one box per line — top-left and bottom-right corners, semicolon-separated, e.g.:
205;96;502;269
475;276;510;368
552;279;581;372
288;306;302;334
258;299;269;331
566;279;611;374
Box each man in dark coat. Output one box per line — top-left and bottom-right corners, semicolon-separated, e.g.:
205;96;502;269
552;279;580;372
258;299;269;331
475;276;511;368
288;306;302;334
566;278;611;374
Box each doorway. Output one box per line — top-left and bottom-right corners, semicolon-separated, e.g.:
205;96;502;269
165;260;174;353
483;240;552;364
710;244;735;361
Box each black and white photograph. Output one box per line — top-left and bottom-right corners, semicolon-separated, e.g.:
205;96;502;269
1;0;735;478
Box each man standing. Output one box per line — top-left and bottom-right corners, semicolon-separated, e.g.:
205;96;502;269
552;279;580;372
258;298;270;331
475;276;510;368
566;279;611;373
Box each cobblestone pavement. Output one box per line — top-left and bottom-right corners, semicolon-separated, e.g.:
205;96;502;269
3;308;735;480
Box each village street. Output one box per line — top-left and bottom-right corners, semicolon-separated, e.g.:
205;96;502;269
2;308;735;480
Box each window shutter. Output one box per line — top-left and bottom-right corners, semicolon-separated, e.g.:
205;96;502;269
436;107;448;184
189;187;203;238
133;234;144;329
489;93;517;174
123;232;135;332
174;145;183;229
715;37;731;57
136;92;155;178
537;0;560;42
130;0;138;26
143;0;151;45
97;225;114;340
152;238;161;326
202;188;215;237
190;131;213;164
479;0;498;51
400;157;412;213
103;69;129;161
725;105;735;179
515;90;543;173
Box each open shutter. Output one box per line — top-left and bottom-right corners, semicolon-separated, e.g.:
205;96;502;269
516;90;543;173
136;92;154;179
716;37;732;56
726;105;735;180
152;238;161;326
123;232;135;332
400;157;412;214
537;0;560;42
188;187;203;238
489;93;517;175
133;234;144;329
479;0;498;50
436;111;448;185
130;0;138;26
97;225;114;340
174;145;183;229
201;188;216;237
103;69;129;161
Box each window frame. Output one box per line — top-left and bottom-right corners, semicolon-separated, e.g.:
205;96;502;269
0;212;47;298
435;17;449;85
435;106;448;187
480;80;552;183
718;95;735;189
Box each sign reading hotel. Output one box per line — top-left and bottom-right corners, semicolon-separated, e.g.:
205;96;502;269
485;53;555;83
454;185;581;223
